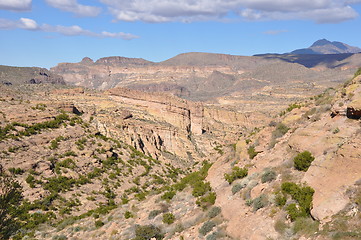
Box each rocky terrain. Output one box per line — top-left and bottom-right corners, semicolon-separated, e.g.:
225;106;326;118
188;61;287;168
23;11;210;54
50;43;361;113
1;44;361;240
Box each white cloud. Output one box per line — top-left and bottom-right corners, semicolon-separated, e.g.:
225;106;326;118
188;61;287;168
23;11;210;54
263;29;288;35
0;17;139;40
45;0;101;17
0;0;31;11
19;17;38;30
100;0;361;23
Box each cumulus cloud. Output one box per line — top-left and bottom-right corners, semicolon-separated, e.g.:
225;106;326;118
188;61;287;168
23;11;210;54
45;0;101;17
0;17;139;40
100;0;360;23
0;0;31;11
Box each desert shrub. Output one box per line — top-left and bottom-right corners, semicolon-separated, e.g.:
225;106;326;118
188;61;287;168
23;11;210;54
274;192;287;207
252;194;268;211
148;210;162;220
274;219;288;234
261;169;277;183
224;167;248;184
247;146;258;159
272;123;290;139
0;166;23;240
281;182;315;221
293;217;319;236
207;206;221;218
192;181;211;197
124;211;133;219
25;174;36;188
162;212;175;225
293;151;315;172
196;191;217;209
206;232;219;240
161;191;176;201
231;183;245;194
94;220;104;228
43;176;76;193
8;168;24;175
199;221;216;236
134;224;164;240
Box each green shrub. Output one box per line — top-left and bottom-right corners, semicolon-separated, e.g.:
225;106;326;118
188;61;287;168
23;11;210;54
94;220;104;228
8;168;24;175
196;191;217;209
0;166;23;240
124;211;133;219
247;146;258;159
207;206;221;218
134;225;164;240
162;212;175;224
293;151;315;172
275;193;287;207
25;174;36;188
192;181;211;197
199;221;216;236
206;232;219;240
261;169;277;183
161;191;176;201
281;182;315;221
224;167;248;184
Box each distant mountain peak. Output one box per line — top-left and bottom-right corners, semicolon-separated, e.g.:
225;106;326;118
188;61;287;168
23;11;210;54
311;39;332;47
291;39;361;55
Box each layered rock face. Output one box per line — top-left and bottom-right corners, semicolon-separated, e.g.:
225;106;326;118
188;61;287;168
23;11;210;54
50;53;359;113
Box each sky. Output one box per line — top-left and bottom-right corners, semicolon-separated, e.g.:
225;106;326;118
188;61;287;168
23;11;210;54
1;0;361;69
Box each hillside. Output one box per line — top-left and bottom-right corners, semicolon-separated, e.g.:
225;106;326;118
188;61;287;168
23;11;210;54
1;65;361;239
50;52;358;113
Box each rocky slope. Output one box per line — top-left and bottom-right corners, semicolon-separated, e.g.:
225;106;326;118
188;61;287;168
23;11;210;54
1;67;361;240
0;65;65;86
50;52;359;114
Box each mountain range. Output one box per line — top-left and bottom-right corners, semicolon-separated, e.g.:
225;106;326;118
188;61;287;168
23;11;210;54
291;38;361;54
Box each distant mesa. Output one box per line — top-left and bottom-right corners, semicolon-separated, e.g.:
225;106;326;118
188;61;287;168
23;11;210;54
291;39;361;55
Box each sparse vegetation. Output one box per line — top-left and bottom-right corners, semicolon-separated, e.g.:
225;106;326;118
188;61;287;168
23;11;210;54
261;169;277;183
247;146;258;159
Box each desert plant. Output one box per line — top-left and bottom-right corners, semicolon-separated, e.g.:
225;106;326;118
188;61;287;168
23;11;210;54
293;151;315;172
281;182;315;221
134;224;164;240
231;183;245;194
247;146;258;159
252;194;268;211
124;211;133;219
199;221;216;236
0;165;23;239
161;191;176;201
207;206;221;218
224;166;248;184
261;169;277;183
162;212;175;224
94;220;104;228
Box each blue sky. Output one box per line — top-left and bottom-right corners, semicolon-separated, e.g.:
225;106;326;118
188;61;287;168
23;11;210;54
1;0;361;68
